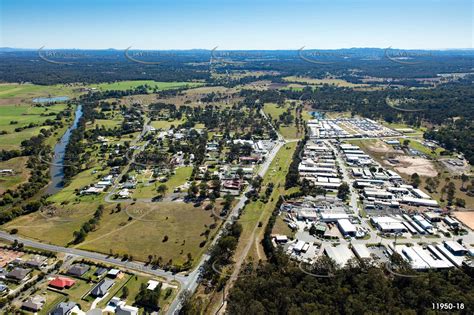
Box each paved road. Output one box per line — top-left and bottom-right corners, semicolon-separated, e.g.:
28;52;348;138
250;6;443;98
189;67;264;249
0;110;289;314
168;139;284;314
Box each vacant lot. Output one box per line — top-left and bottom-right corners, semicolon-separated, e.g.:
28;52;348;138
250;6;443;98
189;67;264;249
453;211;474;230
263;103;302;140
2;202;103;245
77;201;221;266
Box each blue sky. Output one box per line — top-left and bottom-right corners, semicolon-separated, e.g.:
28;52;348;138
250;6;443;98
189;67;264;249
1;0;472;49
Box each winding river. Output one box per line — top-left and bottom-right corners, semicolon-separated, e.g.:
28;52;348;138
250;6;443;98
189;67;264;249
45;104;83;195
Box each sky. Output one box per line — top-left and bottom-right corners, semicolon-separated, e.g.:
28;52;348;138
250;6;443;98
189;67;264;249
1;0;472;50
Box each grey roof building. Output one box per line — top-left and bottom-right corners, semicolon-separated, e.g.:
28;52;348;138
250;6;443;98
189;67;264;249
90;278;114;297
50;301;77;315
67;264;90;277
6;267;30;281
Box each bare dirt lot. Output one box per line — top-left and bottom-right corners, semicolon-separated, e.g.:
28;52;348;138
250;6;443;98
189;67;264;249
367;141;402;154
0;249;24;267
394;156;438;177
453;211;474;230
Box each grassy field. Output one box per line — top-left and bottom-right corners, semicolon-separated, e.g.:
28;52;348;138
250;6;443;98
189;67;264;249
133;166;193;199
0;103;69;150
0;83;79;103
2;202;104;245
76;201;220;266
263;103;302;140
237;142;297;261
150;118;186;130
283;76;369;88
89;81;203;92
0;156;30;194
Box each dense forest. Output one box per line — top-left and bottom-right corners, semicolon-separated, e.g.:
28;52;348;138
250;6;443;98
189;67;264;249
225;254;474;314
1;49;473;85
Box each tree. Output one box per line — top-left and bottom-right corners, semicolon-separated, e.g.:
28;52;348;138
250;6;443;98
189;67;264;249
337;182;350;201
121;286;129;298
460;173;469;190
410;173;421;188
157;184;168;196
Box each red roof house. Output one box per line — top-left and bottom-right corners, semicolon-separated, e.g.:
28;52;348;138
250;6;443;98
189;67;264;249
48;276;76;289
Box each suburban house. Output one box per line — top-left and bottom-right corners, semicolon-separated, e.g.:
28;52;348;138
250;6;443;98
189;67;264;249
6;267;30;282
48;276;76;289
116;304;140;315
67;264;90;277
91;279;114;297
107;269;123;279
50;301;79;315
21;295;46;312
94;267;108;277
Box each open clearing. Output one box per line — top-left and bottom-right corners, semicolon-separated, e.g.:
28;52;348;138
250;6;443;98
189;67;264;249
77;201;221;266
283;76;369;88
0;83;80;105
0;103;68;149
0;156;31;194
263;103;302;140
452;211;474;230
89;80;203;91
394;156;438;177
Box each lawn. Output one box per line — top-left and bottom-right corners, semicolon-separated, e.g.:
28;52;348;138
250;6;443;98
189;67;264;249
0;125;53;150
0;83;78;102
150;118;186;130
283;76;368;88
76;201;221;266
236;142;297;261
1;202;105;245
263;103;302;140
89;81;203;92
38;290;67;315
133;166;193;199
0;156;30;194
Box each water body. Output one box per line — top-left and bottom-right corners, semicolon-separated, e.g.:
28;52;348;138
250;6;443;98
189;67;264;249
309;111;326;119
45;104;83;195
33;96;70;103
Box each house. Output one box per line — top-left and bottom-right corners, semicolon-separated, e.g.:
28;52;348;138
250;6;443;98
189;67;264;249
91;279;114;297
49;276;76;289
25;255;47;268
147;280;161;290
116;304;139;315
6;267;30;281
67;264;90;277
22;295;46;312
94;267;108;277
107;268;123;278
50;301;79;315
0;282;8;293
0;169;14;175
